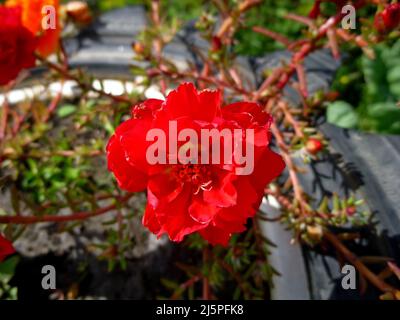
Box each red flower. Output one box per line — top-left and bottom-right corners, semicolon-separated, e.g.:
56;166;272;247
107;83;285;246
0;5;37;86
6;0;61;57
374;3;400;33
0;234;15;262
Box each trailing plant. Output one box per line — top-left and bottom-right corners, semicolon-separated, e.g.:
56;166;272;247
1;0;400;300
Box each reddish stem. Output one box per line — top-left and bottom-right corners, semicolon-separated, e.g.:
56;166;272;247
0;97;9;141
0;194;133;224
35;53;132;104
324;231;398;294
202;246;211;300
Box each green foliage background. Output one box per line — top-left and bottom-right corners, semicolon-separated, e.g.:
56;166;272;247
329;39;400;134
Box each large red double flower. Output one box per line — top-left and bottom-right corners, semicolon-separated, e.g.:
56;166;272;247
107;83;285;246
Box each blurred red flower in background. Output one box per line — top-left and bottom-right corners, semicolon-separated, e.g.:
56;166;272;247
0;234;15;262
0;5;37;86
107;83;285;246
374;3;400;34
6;0;60;57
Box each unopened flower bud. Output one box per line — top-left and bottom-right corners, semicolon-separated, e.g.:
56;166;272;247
133;42;145;55
66;1;92;25
211;36;222;52
346;206;356;216
307;225;323;241
305;138;323;155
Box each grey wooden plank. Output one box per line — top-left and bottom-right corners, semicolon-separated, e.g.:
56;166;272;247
321;123;400;236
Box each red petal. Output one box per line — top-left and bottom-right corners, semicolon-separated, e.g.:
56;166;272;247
164;83;221;122
131;99;164;118
152;113;203;164
118;99;163;172
18;27;37;68
147;165;183;204
200;176;257;246
214;214;247;233
252;126;270;147
117;117;153;172
0;234;15;262
203;171;237;207
199;225;232;247
0;10;37;86
0;6;22;26
222;102;271;126
106;135;148;192
142;203;162;235
198;88;222;120
36;25;60;57
154;186;207;242
217;176;259;223
189;196;219;224
251;148;285;195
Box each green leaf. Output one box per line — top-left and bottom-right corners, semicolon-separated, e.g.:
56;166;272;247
0;256;20;282
363;102;400;134
57;104;77;118
327;101;358;129
387;65;400;84
367;102;399;117
65;168;80;180
160;278;179;290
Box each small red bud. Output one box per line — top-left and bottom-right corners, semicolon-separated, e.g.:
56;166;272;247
346;206;356;216
211;36;222;52
305;138;323;155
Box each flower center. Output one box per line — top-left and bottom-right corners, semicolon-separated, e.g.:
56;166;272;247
173;164;213;194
